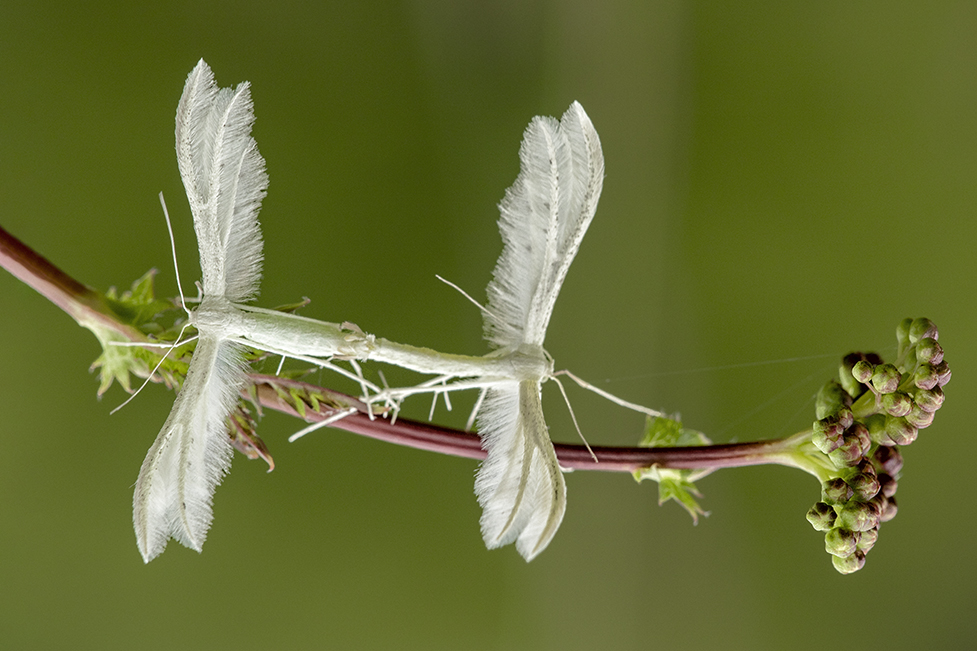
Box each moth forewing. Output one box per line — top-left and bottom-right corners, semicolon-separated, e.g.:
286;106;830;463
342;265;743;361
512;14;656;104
523;102;604;346
176;59;266;304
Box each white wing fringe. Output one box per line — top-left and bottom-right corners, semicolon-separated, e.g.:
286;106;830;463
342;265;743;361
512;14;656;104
133;336;247;563
475;381;566;561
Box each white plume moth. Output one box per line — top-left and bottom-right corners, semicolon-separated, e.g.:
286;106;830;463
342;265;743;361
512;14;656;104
134;60;619;563
475;103;604;560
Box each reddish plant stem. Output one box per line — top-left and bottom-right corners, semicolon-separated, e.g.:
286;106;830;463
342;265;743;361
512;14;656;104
0;224;145;341
1;224;800;473
250;376;795;472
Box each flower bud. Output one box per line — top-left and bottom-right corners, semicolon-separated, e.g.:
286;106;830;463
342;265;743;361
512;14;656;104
832;551;866;574
876;495;898;522
871;364;902;394
883;417;917;446
914;386;945;413
865;414;889;445
816;381;853;420
851;360;874;384
825;528;859;557
855;459;878;480
840;354;868;397
877;472;898;498
881;392;912;417
905;404;935;429
829;435;866;468
813;417;845;453
916;338;943;365
873;445;904;475
846;423;872;456
822;477;854;504
806;502;837;531
909;318;938;344
849;472;881;501
913;364;939;391
837;501;881;532
856;527;879;554
933;360;952;387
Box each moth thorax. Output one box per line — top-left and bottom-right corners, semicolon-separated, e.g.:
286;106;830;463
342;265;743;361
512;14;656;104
191;297;236;330
509;343;553;381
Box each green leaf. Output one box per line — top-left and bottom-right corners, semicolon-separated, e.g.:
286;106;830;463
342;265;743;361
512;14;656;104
634;415;711;524
104;269;179;331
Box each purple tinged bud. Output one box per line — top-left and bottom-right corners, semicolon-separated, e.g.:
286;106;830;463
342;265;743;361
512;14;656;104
829;435;865;468
909;318;938;344
881;392;912;417
914;386;944;413
933;360;952;387
851;360;875;384
905;404;935;429
865;414;889;446
849;423;872;456
812;417;845;453
841;354;868;396
914;364;939;390
849;472;881;501
816;381;854;420
879;495;898;522
916;338;944;365
877;473;898;498
832;551;866;574
856;459;878;479
825;528;860;557
856;527;879;554
884;417;917;446
822;477;854;504
837;408;854;430
837;501;881;532
872;364;902;394
806;502;837;531
873;446;904;475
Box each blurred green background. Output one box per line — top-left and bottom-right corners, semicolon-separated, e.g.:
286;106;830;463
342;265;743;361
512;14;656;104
1;2;974;649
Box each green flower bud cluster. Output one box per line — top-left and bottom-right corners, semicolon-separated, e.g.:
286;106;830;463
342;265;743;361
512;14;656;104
805;318;949;574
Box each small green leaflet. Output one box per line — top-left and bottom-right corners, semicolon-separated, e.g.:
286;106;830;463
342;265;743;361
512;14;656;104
634;415;712;524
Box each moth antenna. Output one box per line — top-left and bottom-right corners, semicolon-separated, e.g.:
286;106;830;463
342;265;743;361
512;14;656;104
550;375;597;463
274;355;286;376
158;192;191;318
554;369;664;418
435;274;503;323
109;326;197;415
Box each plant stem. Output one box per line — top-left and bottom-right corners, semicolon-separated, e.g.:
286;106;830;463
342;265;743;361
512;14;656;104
0;224;814;475
249;373;804;473
0;224;145;342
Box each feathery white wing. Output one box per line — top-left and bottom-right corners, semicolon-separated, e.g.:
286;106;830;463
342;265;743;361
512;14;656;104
133;60;265;561
176;59;266;303
474;381;566;561
483;101;604;349
132;334;247;562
